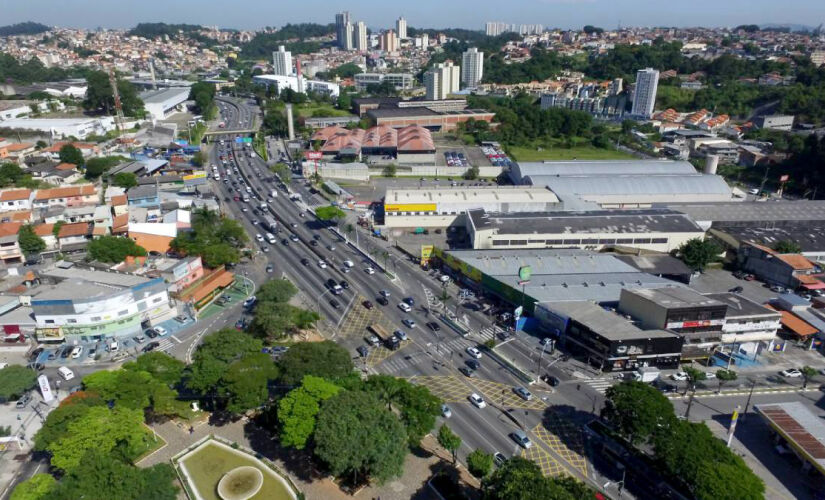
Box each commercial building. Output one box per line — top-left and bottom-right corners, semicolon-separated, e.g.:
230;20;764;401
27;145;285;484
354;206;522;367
736;242;822;290
354;21;368;51
352;97;467;116
335;11;351;49
366;107;493;131
252;74;340;98
631;68;659;118
434;248;683;313
754;115;795;131
461;48;484;88
272;45;293;76
424;62;460;100
536;301;683;372
354;73;414;92
757;402;825;479
304;116;361;129
379;30;398;53
619;287;727;360
140;87;190;121
383;186;561;229
396;17;407;39
465;208;705;253
705;292;781;354
311;124;434;163
0;117;115;140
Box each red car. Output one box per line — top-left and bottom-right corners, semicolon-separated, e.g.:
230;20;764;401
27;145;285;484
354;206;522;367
362;300;374;310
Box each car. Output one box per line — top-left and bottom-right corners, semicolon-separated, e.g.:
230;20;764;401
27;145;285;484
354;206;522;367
154;326;168;336
469;393;486;408
133;335;145;344
398;302;412;312
441;404;452;418
87;346;97;358
300;258;310;266
497;330;511;341
729;286;744;293
402;318;416;328
513;386;533;401
16;392;32;408
780;368;802;378
262;246;270;253
543;374;560;387
426;321;441;332
343;260;354;268
142;341;161;353
365;267;375;275
403;297;415;306
58;366;75;381
256;234;264;242
340;280;349;289
379;290;391;298
243;296;257;308
539;337;553;346
394;330;408;341
466;347;482;359
704;372;716;379
266;265;274;273
362;300;374;309
174;315;188;323
309;239;318;247
145;328;158;338
29;347;44;361
365;335;380;347
458;366;475;378
281;238;290;246
356;346;369;357
329;299;340;309
376;297;389;306
60;347;71;359
318;260;327;269
290;234;299;242
770;285;786;293
47;350;57;360
493;452;506;467
327;244;336;251
510;430;532;449
466;359;480;370
670;371;688;381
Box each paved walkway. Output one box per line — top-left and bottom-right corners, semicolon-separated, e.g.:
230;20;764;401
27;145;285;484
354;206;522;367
140;416;478;500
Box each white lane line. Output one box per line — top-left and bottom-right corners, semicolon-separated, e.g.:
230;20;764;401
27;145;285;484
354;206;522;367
170;335;182;344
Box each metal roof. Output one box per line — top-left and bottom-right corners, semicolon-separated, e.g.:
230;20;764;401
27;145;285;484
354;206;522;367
665;201;825;223
513;159;697;179
530;174;732;197
757;402;825;474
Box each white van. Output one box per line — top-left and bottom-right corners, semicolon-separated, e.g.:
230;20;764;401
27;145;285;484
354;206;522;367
266;233;277;244
259;202;268;210
269;190;278;198
58;366;75;381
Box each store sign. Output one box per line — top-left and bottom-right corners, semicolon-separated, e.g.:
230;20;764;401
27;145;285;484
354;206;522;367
518;265;532;285
665;319;725;329
183;171;208;186
385;203;437;212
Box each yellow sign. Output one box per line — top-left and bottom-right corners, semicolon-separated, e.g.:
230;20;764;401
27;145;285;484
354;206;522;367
420;245;434;266
385;203;437;213
183;171;207;181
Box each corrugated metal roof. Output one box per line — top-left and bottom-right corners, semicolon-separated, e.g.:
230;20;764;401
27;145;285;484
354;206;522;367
531;174;732;196
513;160;697;179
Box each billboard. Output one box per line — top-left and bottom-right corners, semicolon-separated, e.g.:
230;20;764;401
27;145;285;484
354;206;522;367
420;245;434;266
385;203;437;212
306;151;323;160
183;171;208;187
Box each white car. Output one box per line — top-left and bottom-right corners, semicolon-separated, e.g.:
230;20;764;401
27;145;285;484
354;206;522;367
70;346;83;359
365;267;375;275
780;368;802;378
466;347;482;359
154;326;168;336
343;260;354;268
255;234;264;242
704;372;716;380
318;260;327;269
670;371;688;381
469;393;486;408
441;404;452;418
397;302;411;313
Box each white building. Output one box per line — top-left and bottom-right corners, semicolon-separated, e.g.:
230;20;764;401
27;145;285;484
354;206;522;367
354;21;368;52
0;117;115;140
272;45;293;76
414;34;429;49
485;22;506;36
424;62;460;101
461;48;484;88
631;68;659;118
396;17;408;39
252;74;340;98
140;87;190;121
0;100;65;121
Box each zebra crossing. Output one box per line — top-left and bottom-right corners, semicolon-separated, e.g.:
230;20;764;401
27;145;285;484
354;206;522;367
153;335;180;353
377;336;475;374
580;378;615;394
477;325;505;342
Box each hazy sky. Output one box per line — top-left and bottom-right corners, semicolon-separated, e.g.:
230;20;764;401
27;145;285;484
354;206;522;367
3;0;823;31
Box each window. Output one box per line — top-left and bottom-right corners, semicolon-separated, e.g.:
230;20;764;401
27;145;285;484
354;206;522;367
67;319;77;324
153;297;163;303
563;239;581;245
651;238;668;244
598;239;616;245
616;238;634;244
45;319;55;324
528;240;544;244
634;238;652;244
492;240;508;246
509;240;527;246
546;239;563;245
118;309;128;316
91;316;101;322
581;239;599;245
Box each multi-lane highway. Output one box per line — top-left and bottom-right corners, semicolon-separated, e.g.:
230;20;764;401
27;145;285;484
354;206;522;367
210;96;603;489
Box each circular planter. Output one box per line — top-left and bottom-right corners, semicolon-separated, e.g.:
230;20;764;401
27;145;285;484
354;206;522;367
217;466;264;500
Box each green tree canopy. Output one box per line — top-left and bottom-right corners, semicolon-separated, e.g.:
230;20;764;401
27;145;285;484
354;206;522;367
467;449;494;478
437;424;462;464
185;329;263;399
123;352;185;387
9;473;56;500
314;390;407;484
84;156;127;179
251;301;320;340
277;341;354;386
314;205;346;222
83;71;145;117
51;451;178;500
17;224;45;256
0;364;37;401
364;375;441;447
87;236;147;263
774;240;802;253
170;207;247;268
256;278;298;304
112;172;138;188
58;144;83;166
483;456;590;500
277;375;342;449
603;380;676;444
219;353;279;413
676;238;722;271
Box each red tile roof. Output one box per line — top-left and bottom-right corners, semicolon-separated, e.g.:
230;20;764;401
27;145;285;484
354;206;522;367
0;221;22;238
0;189;31;201
57;222;90;238
34;185;96;201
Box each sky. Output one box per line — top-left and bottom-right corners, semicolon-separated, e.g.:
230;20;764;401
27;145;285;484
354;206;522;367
3;0;823;31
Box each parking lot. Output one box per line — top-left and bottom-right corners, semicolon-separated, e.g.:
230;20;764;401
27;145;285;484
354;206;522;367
689;267;784;305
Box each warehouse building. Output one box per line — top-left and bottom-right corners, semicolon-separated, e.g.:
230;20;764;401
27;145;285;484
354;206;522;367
140;87;190;121
383;186;561;229
366;107;494;131
465;208;705;253
311;124;435;164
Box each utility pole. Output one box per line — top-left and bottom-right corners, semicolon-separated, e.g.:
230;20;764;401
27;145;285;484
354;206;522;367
107;67;125;136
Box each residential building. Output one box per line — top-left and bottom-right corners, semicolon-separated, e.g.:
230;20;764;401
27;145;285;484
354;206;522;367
0;118;115;140
128;222;177;254
354;21;368;52
0;222;23;263
33;223;57;251
155;256;205;293
379;30;398;53
0;143;36;163
354;73;414;92
252;74;340;98
812;51;825;67
0;189;32;213
461;48;484;88
631;68;659;118
485;22;507;36
32;185;98;210
335;11;351;49
608;78;624;96
754;115;795;131
396;17;407;39
424;62;460;100
272;45;293;76
57;222;92;252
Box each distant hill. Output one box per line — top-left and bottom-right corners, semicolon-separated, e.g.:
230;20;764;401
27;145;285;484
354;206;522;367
760;23;819;33
127;22;204;39
0;22;50;36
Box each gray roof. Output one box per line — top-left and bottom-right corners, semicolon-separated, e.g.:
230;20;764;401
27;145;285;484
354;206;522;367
530;174;732;197
127;185;159;201
39;264;149;287
543;301;679;340
666;201;825;223
469;209;703;236
713;223;825;254
139;87;190;105
513;159;697;179
622;287;726;309
615;254;692;276
704;292;780;319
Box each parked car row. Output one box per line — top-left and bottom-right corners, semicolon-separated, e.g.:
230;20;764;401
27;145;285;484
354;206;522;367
481;145;514;167
444;151;468;167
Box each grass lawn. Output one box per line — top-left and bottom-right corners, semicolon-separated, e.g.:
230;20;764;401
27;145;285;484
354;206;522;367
508;144;635;162
177;440;295;500
295;102;353;118
133;427;167;463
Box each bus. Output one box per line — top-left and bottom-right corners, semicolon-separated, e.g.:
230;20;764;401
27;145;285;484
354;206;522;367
369;323;399;350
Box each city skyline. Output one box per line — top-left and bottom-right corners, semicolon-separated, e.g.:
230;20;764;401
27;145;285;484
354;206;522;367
2;0;824;32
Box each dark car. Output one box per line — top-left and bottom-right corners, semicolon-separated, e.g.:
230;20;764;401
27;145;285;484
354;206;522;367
426;321;441;332
542;374;560;386
340;280;349;289
466;359;481;370
60;347;71;359
47;350;57;360
329;299;340;309
729;286;744;293
376;297;389;306
281;238;289;246
301;258;310;266
363;300;374;309
459;366;476;378
403;297;415;306
309;239;318;247
497;330;511;341
235;318;247;330
29;347;44;361
145;328;158;338
357;345;369;357
142;341;161;353
326;278;337;289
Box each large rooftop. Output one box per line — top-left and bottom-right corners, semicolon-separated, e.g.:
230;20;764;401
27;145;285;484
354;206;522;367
544;301;679;341
468;209;704;235
713;223;825;254
385;187;560;206
512;159;698;181
529;174;733;199
757;402;825;475
139;87;190;104
664;201;825;223
39;263;150;288
622;287;726;309
704;292;781;318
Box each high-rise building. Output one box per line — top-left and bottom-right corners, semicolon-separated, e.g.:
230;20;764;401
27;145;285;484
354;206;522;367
272;45;293;76
343;22;354;50
424;61;460;100
608;78;623;96
485;22;506;36
354;21;368;52
396;17;407;39
461;47;484;88
379;30;398;53
335;11;351;49
631;68;659;118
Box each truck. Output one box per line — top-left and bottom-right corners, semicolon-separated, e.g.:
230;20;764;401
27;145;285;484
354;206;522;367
369;323;398;350
632;367;661;383
262;216;278;233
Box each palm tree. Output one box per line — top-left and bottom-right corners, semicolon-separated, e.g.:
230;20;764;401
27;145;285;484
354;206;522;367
801;366;817;389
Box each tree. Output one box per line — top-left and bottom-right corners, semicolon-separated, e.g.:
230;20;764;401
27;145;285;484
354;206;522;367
0;364;37;401
9;473;56;500
251;302;319;339
602;381;676;444
191;151;207;167
84;156;126;179
277;341;354;386
437;424;462;464
123;352;185;387
683;366;707;395
220;353;279;413
52;451;178;500
277;375;341;449
87;236;146;263
774;240;802;253
256;278;297;304
314;390;407;484
382;164;397;177
464;165;480;180
467;449;493;478
272;163;291;180
17;224;46;255
676;238;722;271
314;205;346;224
83;71;144;117
112;172;138;188
186;329;263;396
58;144;83;166
715;369;738;393
170;208;247;268
483;456;588;500
694;461;765;500
801;365;817;389
82;369;154;410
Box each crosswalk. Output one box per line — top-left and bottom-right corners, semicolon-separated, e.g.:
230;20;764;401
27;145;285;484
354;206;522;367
477;325;505;342
377;336;476;374
580;378;615;394
152;336;179;352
